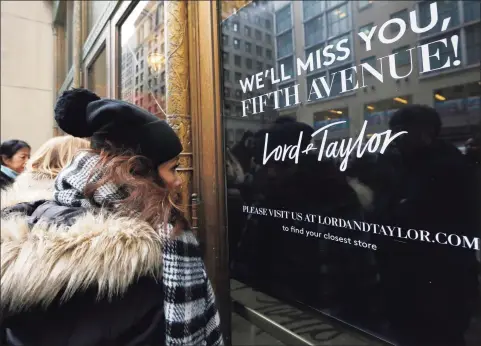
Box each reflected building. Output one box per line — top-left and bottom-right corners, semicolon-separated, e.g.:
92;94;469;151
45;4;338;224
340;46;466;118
125;2;166;118
269;0;480;148
222;1;277;147
121;36;136;104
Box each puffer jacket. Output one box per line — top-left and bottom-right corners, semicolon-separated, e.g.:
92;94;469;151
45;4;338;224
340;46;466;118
0;183;165;345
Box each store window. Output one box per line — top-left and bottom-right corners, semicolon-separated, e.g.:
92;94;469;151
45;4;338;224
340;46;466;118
120;1;166;117
221;2;480;344
87;47;107;97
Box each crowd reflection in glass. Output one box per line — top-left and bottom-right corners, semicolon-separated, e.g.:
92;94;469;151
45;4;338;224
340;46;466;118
222;1;481;345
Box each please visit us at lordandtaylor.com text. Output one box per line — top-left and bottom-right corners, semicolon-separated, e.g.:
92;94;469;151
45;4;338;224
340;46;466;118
243;206;481;251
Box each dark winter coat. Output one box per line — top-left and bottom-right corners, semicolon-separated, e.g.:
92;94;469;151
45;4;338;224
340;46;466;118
0;170;14;190
0;176;165;346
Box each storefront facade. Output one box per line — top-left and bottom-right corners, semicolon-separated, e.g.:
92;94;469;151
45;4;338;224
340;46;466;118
53;1;480;345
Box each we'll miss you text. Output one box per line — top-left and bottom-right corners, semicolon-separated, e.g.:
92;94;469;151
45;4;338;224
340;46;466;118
239;2;460;117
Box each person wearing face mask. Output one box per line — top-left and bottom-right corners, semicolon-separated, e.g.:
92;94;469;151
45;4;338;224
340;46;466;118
0;140;31;190
1;89;224;346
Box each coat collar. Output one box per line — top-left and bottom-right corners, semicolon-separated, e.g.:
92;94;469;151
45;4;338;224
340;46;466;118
1;173;163;314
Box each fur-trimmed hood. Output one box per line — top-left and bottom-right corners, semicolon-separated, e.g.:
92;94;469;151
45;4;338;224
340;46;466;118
1;178;164;315
1;171;55;209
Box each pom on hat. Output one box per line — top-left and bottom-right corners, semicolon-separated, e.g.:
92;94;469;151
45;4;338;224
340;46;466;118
54;88;101;137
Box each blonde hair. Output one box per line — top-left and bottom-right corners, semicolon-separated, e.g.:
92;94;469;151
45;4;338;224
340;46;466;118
26;136;90;178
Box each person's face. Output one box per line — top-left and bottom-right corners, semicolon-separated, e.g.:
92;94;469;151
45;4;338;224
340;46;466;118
157;157;182;191
2;147;30;173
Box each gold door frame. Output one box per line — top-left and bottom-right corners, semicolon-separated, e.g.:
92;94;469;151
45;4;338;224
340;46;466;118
187;1;231;343
109;1;231;343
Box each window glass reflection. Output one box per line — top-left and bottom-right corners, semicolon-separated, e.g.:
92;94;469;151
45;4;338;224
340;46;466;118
220;1;481;345
120;1;166;117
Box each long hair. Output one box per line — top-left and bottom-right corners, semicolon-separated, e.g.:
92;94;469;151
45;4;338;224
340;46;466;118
26;136;90;178
84;147;188;233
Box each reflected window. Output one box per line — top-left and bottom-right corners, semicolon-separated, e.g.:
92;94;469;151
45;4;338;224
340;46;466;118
235;89;242;99
235;72;242;82
279;57;294;79
266;49;273;59
464;1;480;22
364;95;412;127
306;71;327;99
327;4;350;37
328;0;345;8
235;55;242;67
466;24;481;66
224;70;230;83
120;1;166;114
303;1;323;21
232;21;239;32
358;0;373;10
246;58;253;69
256;61;263;71
244;26;251;37
265;33;272;44
419;1;459;36
256;45;263;56
245;42;252;53
330;65;353;97
223;35;229;45
265;18;272;30
359;23;374;45
360;55;376;67
390;9;408;36
225;87;231;97
420;31;461;72
276;5;292;33
277;31;293;58
328;34;352;67
255;29;262;40
392;46;411;66
305;16;324;47
234;38;241;49
223;51;229;63
278;82;296;108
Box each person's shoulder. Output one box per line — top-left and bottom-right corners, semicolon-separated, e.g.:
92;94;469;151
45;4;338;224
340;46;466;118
1;203;164;321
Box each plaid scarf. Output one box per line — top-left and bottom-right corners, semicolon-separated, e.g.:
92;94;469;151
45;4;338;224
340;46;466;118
54;152;224;346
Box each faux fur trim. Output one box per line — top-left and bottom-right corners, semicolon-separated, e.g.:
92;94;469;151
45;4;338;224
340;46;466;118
1;183;164;313
1;171;55;209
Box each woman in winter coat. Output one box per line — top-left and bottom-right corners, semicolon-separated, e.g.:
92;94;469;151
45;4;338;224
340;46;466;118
0;139;31;190
1;89;224;346
1;135;90;206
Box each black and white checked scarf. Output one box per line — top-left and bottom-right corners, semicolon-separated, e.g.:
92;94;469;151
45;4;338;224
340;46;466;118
54;152;224;346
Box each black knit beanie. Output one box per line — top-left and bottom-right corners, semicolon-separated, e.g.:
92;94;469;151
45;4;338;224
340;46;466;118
54;88;183;167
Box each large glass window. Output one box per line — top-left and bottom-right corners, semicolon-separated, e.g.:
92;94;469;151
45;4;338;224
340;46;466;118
120;1;166;116
220;2;481;346
419;0;459;36
276;31;293;58
276;5;292;33
304;15;324;47
327;4;350;37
